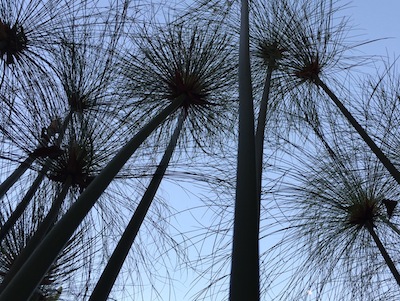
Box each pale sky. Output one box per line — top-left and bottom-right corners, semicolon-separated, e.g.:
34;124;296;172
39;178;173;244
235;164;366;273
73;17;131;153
349;0;399;57
113;1;400;300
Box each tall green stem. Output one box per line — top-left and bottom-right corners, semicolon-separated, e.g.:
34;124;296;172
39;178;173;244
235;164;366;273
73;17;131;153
0;100;181;301
316;77;400;186
0;178;72;291
89;111;185;301
229;0;260;300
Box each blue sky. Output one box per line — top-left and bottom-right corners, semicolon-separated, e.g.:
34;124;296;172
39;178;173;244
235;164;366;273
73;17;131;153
113;1;400;300
1;1;399;301
349;1;399;56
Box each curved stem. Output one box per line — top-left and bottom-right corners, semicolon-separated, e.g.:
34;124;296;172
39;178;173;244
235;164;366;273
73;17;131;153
230;1;260;300
255;66;273;202
316;77;400;186
0;100;181;301
89;111;185;301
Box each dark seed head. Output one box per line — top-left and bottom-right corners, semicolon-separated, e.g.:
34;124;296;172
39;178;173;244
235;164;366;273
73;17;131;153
347;198;379;229
257;41;286;67
0;21;28;64
295;55;321;82
67;89;89;113
167;69;210;111
48;143;92;190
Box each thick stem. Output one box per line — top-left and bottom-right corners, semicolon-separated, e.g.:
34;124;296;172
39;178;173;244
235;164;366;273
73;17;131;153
0;100;181;301
0;112;72;243
316;77;400;186
89;111;185;301
230;0;260;300
0;178;72;291
366;223;400;286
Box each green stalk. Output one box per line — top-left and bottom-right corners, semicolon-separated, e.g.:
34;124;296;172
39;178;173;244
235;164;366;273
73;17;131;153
230;0;260;300
316;77;400;186
89;111;185;301
0;100;181;301
0;177;72;291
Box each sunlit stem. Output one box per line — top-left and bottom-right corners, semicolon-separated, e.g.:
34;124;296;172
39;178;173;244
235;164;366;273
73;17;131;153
0;112;72;243
315;77;400;186
89;110;186;301
0;177;72;291
229;0;260;300
366;222;400;286
0;100;181;301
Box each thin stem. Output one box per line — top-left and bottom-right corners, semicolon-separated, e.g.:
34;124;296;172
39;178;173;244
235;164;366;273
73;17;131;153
255;66;273;202
0;112;72;200
89;111;186;301
230;0;260;300
302;110;342;164
0;168;48;243
316;77;400;186
380;216;400;236
366;223;400;286
0;100;181;301
0;156;35;200
0;112;72;243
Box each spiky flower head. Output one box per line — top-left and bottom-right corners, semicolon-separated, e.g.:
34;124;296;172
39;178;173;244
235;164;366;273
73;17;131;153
250;0;300;72
248;0;368;140
0;2;126;171
51;3;127;117
281;0;363;86
0;0;91;90
119;21;237;151
267;139;400;300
